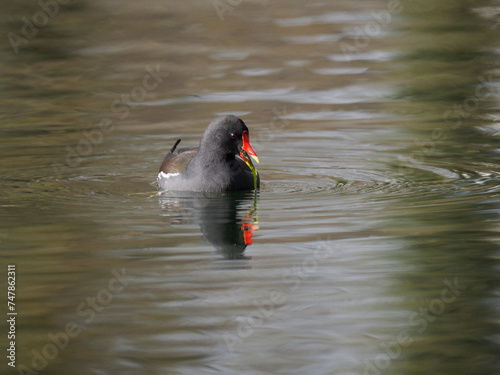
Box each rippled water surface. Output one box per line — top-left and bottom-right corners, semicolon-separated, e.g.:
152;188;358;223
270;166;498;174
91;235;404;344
2;1;500;374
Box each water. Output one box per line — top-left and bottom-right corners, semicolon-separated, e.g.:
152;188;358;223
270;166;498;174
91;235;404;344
1;1;500;374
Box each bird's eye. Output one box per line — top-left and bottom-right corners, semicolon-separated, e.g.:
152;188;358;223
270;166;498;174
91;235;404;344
230;133;237;139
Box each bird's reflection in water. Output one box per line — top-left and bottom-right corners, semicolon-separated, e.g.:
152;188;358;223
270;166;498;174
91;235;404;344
159;191;259;259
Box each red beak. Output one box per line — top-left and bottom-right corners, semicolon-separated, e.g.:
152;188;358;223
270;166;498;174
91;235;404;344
241;222;255;245
240;130;259;164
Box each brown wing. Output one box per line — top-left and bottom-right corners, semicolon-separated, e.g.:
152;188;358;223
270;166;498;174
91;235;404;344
159;139;198;174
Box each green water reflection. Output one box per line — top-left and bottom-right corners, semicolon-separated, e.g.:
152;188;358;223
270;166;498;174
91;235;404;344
377;1;500;374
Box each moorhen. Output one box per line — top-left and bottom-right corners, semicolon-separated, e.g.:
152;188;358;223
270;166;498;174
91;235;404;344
157;115;260;192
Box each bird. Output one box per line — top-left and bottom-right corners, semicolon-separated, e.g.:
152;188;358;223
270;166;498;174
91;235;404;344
157;115;260;192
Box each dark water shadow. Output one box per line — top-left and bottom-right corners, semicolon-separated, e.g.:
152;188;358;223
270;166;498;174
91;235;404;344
158;190;259;259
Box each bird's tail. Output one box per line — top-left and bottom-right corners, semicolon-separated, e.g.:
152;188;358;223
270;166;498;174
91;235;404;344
170;139;182;153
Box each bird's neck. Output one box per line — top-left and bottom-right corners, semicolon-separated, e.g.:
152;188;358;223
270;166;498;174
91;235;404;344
198;146;234;164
